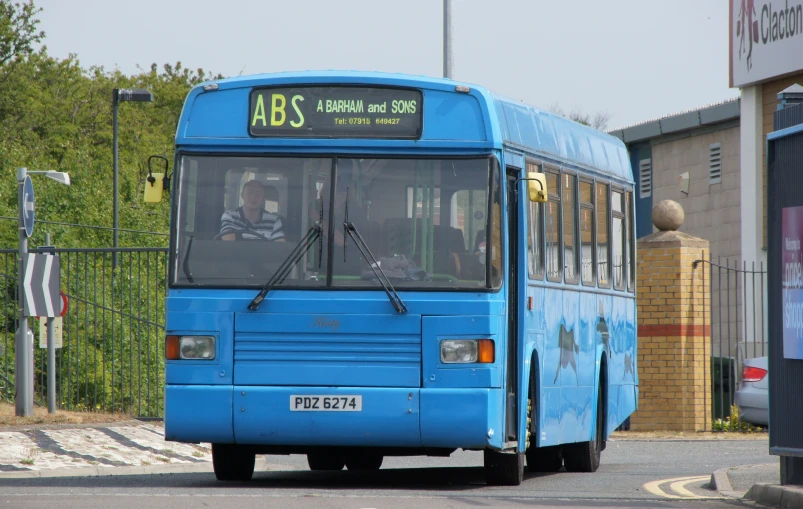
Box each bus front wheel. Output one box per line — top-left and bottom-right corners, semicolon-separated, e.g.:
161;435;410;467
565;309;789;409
484;449;524;486
211;444;255;481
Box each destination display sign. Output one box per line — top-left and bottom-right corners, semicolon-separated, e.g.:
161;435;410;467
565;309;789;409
249;86;422;139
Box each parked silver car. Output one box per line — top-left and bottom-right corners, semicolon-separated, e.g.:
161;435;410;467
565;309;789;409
735;356;768;426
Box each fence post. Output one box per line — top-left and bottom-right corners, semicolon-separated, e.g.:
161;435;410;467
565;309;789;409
630;200;711;431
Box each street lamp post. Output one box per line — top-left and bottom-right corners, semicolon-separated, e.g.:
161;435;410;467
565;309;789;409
15;168;70;417
112;88;153;268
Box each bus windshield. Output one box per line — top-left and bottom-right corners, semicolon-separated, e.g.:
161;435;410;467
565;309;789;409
173;155;499;290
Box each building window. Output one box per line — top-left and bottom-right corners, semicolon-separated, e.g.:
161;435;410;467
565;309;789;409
639;159;652;198
580;180;595;286
546;170;562;283
527;162;544;280
709;143;722;184
597;182;610;287
563;173;579;284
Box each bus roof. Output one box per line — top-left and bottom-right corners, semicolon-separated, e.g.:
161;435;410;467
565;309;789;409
179;71;632;183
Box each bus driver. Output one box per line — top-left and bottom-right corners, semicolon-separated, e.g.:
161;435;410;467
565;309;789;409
219;179;286;241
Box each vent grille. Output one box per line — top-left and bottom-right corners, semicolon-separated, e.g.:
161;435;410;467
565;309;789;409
709;143;722;184
639;159;652;198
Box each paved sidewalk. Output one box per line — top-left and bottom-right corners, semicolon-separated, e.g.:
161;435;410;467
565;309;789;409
711;460;803;508
0;421;213;477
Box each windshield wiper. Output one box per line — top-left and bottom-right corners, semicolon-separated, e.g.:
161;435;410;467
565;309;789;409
248;225;322;311
181;236;194;283
343;221;407;314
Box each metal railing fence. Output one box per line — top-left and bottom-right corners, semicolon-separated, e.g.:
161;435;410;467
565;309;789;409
0;247;168;417
695;255;768;432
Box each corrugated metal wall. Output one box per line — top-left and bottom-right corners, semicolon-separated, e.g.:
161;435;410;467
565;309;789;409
768;101;803;455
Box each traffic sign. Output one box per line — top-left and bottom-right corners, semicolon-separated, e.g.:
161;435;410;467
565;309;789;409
60;291;68;317
22;254;60;318
22;175;34;238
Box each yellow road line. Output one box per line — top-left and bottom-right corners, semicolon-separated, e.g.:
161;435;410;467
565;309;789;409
643;475;724;499
669;476;711;497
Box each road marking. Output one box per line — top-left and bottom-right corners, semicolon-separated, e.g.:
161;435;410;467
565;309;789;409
643;475;724;499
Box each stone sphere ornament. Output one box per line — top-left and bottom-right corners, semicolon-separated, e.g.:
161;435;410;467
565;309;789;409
652;200;684;231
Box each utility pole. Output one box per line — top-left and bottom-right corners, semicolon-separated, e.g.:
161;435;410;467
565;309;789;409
443;0;453;79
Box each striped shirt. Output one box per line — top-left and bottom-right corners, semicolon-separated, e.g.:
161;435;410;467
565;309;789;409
219;207;285;241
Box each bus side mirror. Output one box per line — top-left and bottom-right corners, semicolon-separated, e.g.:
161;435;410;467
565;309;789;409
144;155;170;203
144;173;165;203
526;172;548;203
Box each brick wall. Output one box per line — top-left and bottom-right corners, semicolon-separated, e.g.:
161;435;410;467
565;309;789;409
630;231;711;431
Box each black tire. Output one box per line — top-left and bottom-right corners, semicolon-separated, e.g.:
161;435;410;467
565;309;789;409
525;445;563;472
212;443;255;481
345;453;383;471
307;452;345;471
483;449;524;486
563;385;604;473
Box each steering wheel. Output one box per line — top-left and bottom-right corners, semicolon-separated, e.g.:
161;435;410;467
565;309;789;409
214;228;271;241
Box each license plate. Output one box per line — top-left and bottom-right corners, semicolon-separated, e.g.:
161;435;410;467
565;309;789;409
290;395;362;411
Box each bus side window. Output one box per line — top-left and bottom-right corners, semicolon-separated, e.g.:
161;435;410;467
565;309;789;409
612;190;626;290
527;162;544;280
626;190;635;292
580;180;595;286
545;170;561;283
597;182;610;287
562;173;578;284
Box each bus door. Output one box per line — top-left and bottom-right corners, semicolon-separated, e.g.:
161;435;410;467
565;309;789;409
505;169;520;443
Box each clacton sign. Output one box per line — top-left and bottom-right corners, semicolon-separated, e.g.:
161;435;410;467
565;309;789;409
730;0;803;87
783;206;803;360
249;86;422;139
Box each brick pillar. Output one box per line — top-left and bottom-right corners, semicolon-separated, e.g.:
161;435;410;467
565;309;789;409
630;201;711;431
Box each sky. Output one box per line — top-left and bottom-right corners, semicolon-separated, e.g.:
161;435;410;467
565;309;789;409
34;0;739;130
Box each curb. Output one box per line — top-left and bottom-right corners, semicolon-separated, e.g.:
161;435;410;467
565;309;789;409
710;466;745;498
0;457;282;480
744;483;803;509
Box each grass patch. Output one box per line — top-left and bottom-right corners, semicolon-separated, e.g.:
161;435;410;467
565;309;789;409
19;458;34;465
192;451;204;458
156;456;170;463
0;402;131;427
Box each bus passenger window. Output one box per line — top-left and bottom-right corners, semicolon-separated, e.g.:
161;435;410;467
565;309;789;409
527;162;544;279
612;190;625;290
563;174;578;284
626;191;635;291
597;183;610;287
580;181;594;286
545;171;561;282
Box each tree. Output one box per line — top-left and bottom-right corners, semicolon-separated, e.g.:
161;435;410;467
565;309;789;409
0;0;43;67
549;104;612;132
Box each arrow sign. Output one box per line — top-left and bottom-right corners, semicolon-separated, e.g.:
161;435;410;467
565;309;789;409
22;254;60;318
22;175;35;238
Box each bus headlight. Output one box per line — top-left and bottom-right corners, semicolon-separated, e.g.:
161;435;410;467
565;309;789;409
178;336;216;360
440;339;495;364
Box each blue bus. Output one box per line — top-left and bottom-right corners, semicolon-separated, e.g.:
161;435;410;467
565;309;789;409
155;71;637;486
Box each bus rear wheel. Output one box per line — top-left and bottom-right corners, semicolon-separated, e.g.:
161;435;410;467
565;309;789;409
344;453;383;471
484;449;524;486
212;444;255;481
563;385;604;473
307;451;345;471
